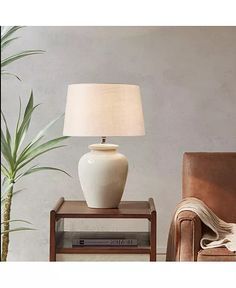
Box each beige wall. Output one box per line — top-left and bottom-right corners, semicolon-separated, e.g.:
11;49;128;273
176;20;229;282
2;27;236;260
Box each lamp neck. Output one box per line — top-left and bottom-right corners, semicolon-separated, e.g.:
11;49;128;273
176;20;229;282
101;136;107;144
89;144;118;151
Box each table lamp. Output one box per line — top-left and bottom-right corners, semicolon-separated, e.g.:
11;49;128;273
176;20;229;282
63;83;145;208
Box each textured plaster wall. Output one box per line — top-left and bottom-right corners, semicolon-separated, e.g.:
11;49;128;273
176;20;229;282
1;27;236;260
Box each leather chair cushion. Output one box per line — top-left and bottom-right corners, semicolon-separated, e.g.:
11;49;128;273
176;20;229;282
197;248;236;261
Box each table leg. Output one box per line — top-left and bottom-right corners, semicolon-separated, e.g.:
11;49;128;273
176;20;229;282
49;210;56;261
150;211;157;261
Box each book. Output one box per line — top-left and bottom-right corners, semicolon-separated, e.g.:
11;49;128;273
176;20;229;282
72;238;138;247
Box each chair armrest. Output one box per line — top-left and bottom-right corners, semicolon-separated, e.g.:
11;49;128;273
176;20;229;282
166;210;202;261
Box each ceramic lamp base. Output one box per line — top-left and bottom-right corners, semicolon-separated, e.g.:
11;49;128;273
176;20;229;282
78;144;128;208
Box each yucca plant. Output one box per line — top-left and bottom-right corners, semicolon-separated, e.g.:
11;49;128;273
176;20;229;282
1;26;70;261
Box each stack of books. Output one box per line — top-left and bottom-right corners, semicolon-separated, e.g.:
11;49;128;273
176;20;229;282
72;234;138;247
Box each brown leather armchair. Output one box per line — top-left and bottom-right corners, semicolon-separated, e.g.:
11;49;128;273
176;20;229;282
166;152;236;261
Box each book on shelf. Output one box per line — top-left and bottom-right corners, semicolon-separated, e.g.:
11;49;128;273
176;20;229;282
72;238;138;247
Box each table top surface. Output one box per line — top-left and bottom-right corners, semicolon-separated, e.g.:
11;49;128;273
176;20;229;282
52;198;156;218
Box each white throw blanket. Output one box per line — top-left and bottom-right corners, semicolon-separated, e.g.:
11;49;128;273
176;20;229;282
175;197;236;252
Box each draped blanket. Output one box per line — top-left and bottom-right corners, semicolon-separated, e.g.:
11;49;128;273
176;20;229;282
174;197;236;252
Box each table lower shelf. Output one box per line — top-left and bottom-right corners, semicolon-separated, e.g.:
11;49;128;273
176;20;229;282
56;231;151;254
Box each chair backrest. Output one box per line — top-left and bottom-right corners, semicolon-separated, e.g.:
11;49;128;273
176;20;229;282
182;152;236;223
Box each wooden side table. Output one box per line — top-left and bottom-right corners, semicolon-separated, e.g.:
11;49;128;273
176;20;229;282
49;197;157;261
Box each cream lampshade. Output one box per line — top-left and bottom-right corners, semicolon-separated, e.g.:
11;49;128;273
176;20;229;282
63;83;145;208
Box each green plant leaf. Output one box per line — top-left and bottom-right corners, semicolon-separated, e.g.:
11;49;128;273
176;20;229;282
1;111;13;172
24;90;34;117
16;143;67;173
22;90;34;133
1;163;10;178
16;114;64;165
1;219;32;225
21;136;68;161
1;26;22;43
1;128;14;171
15;97;22;136
14;164;38;182
13;189;25;196
32;114;64;144
16;136;44;165
1;37;19;50
23;166;71;177
1;227;35;234
1;50;44;68
13;93;40;158
1;110;12;146
1;71;21;81
1;176;7;187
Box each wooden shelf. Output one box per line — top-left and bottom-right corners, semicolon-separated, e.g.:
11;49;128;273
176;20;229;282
56;231;150;254
55;200;154;219
50;198;157;261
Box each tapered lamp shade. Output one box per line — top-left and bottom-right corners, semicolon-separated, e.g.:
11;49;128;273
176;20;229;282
63;83;145;137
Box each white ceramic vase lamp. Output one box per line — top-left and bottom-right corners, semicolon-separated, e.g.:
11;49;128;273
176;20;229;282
63;84;145;208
